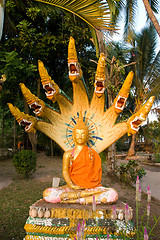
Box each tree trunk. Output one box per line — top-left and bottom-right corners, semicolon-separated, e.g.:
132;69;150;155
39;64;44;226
28;132;37;152
106;142;116;173
142;0;160;37
106;89;116;173
51;139;54;157
127;134;136;157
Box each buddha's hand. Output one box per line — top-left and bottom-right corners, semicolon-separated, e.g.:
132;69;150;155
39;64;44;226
70;183;84;190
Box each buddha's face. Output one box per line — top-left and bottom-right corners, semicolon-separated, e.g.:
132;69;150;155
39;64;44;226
74;128;88;145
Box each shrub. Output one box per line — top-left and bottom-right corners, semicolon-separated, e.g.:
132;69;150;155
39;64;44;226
154;153;160;163
13;150;37;178
99;151;106;163
116;160;146;185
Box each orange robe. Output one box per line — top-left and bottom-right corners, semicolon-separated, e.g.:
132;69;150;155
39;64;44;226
69;146;102;188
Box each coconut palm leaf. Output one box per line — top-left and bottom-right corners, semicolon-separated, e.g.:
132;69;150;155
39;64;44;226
33;0;116;56
149;0;159;14
131;25;160;103
124;0;138;41
34;0;115;31
122;0;160;40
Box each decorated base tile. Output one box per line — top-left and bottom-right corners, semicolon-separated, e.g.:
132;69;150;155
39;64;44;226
24;199;135;239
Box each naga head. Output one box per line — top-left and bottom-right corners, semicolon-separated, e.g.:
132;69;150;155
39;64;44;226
20;83;45;117
94;53;106;97
127;96;155;136
114;71;134;113
7;103;37;133
68;36;82;82
38;60;60;103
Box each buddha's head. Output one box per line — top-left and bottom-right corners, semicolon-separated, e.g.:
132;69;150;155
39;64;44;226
73;114;89;146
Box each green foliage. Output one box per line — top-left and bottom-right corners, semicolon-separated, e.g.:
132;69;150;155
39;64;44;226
154;153;160;163
99;151;106;164
0;50;37;106
116;160;146;185
129;24;160;104
116;135;130;152
143;119;160;157
0;0;96;151
13;150;37;178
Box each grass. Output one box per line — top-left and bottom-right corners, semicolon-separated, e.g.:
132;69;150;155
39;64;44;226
0;179;50;240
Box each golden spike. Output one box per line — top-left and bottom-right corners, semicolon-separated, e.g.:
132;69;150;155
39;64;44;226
38;60;60;103
68;36;82;82
8;103;24;122
7;103;37;133
38;60;52;85
95;53;105;81
114;71;134;113
68;36;77;62
94;53;106;97
127;96;155;136
137;96;155;120
20;83;45;117
20;83;34;103
119;71;134;96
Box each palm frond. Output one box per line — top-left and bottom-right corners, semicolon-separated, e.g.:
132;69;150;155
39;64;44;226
123;0;138;42
135;24;157;80
145;51;160;84
89;26;99;57
34;0;115;31
149;0;159;14
140;50;160;101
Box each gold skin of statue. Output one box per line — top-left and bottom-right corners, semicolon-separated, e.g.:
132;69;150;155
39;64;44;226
43;119;118;204
62;128;88;190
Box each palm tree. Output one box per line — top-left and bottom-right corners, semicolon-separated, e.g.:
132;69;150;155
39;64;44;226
142;0;160;37
0;0;116;153
127;24;160;156
115;0;160;40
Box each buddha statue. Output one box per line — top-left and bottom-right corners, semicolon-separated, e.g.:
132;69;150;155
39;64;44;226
7;37;154;205
43;114;118;204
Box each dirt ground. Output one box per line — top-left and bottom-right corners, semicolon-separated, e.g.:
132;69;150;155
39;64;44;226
0;152;160;239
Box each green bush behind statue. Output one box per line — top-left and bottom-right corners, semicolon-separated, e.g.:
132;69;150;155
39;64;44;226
13;150;37;179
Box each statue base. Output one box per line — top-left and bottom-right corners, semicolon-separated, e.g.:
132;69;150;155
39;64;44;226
24;199;135;240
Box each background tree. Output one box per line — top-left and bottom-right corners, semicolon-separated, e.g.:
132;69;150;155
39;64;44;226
113;0;160;41
101;42;136;172
144;118;160;156
127;24;160;156
0;1;97;152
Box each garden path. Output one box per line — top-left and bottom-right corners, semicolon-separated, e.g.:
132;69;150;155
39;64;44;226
115;156;160;200
140;166;160;200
